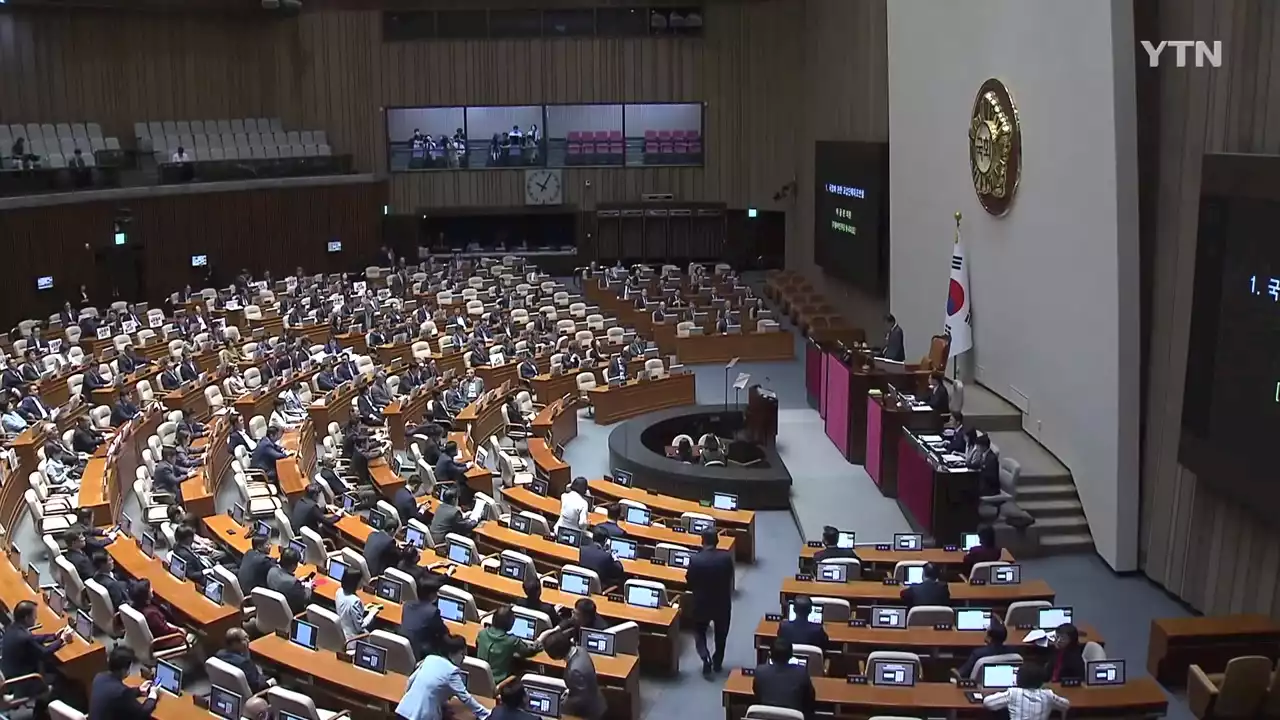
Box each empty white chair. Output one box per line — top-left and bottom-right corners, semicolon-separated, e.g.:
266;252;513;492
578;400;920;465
906;605;955;627
644;358;665;378
1003;600;1051;628
265;686;346;720
743;707;805;720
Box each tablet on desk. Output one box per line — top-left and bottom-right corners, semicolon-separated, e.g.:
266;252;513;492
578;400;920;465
326;558;348;583
167;554;188;581
438;596;466;623
581;628;616;657
667;548;693;568
981;663;1019;690
990;565;1021;585
623;506;651;526
608;537;637;560
814;563;848;583
893;532;923;551
611;469;633;487
208;686;242;720
499;556;526;581
375;576;403;604
511;615;537;641
787;601;824;624
45;588;66;617
712;492;738;511
836;531;856;549
870;660;915;687
353;640;387;674
870;606;906;629
625;585;661;609
230;503;246;526
289;619;319;650
1087;660;1126;686
203;579;225;605
526;686;562;718
555;527;583;548
288;539;307;560
529;478;549;496
903;565;924;586
1038;607;1073;630
154;659;184;695
447;540;474;565
74;610;94;641
508;514;532;535
405;525;427;549
956;609;992;631
559;570;591;597
961;532;981;551
689;517;715;534
140;532;156;559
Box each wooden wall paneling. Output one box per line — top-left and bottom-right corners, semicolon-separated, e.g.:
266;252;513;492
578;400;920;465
1139;0;1280;617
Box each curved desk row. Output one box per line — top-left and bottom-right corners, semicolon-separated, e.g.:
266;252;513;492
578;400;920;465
587;372;696;425
77;406;162;527
779;576;1055;615
0;551;105;688
588;479;756;562
720;669;1168;720
106;536;243;646
797;545;1015;576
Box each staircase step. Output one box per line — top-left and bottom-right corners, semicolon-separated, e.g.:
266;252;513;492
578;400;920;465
1033;515;1090;531
1018;498;1083;518
1016;483;1079;501
1038;532;1096;555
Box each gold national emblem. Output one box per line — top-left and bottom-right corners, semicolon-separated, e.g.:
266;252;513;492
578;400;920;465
969;78;1021;216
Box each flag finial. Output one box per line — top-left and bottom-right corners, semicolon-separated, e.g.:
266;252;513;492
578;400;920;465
954;211;962;224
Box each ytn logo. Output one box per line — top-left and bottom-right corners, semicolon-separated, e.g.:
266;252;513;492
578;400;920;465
1140;40;1222;68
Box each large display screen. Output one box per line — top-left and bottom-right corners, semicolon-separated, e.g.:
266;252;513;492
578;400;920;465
1181;154;1280;514
813;141;888;296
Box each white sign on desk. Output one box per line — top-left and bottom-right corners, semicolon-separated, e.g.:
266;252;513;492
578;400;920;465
122;320;138;334
95;326;112;341
354;281;367;296
148;315;164;329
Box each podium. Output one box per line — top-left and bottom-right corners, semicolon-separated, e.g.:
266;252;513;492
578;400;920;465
745;384;778;448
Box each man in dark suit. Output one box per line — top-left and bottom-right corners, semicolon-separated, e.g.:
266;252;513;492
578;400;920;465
91;552;130;609
881;313;905;362
267;546;312;614
316;363;340;392
3;600;71;720
214;628;273;694
356;383;385;426
364;519;400;578
518;353;538;380
289;484;341;536
778;595;828;649
393;476;429;526
63;530;95;580
957;621;1011;678
170;526;209;587
178;353;200;382
946;411;969;454
158;359;182;391
238;533;276;595
17;388;52;423
925;372;950;412
428;485;476;539
19;350;42;383
2;358;24;391
59;302;78;329
606;354;627;384
813;525;857;563
82;363;109;392
591;504;626;539
970;434;1002;496
250;426;290;486
578;529;626;591
110;389;141;427
151;447;188;497
900;562;951;607
72;415;104;454
686;528;735;678
402;575;448;660
336;354;359;382
90;645;159;720
434;441;470;486
752;638;816;719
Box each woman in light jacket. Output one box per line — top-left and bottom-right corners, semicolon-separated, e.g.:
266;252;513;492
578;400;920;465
554;476;592;533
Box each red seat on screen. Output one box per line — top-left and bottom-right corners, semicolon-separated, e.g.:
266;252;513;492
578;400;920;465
568;130;582;143
672;129;686;140
609;129;623;141
644;130;658;141
659;141;673;154
658;129;672;141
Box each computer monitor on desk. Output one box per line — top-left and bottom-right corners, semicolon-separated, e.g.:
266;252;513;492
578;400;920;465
1038;607;1073;630
208;686;242;720
439;596;466;623
526;686;562;718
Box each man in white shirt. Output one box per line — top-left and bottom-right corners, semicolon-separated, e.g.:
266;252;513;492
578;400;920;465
982;663;1069;720
171;146;190;163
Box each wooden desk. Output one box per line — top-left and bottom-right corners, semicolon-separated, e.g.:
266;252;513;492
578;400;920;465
528;438;571;496
179;419;234;518
531;400;579;444
307;380;361;432
475;359;519;391
501;485;737;556
368;458;405;497
779;577;1055;614
1147;614;1280;687
162;378;216;418
0;555;105;688
454;388;515;448
106;538;241;647
74;408;162;526
866;395;942;499
587;372;696;425
588;479;756;563
897;428;979;546
531;370;592;409
278;424;316;502
672;331;794;365
797;546;1015;577
384;384;433;450
753;618;1103;679
233;368;320;421
721;669;1169;719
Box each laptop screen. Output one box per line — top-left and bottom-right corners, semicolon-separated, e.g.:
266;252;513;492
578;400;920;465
526;686;561;718
203;579;225;605
375;577;403;604
155;659;183;695
668;549;692;568
405;526;427;549
815;563;848;583
368;509;387;530
956;609;992;631
168;553;188;581
75;610;93;641
608;538;637;560
353;641;387;674
1038;607;1073;630
836;531;856;549
556;527;582;548
511;615;537;641
1087;660;1126;686
208;686;242;720
448;541;474;565
560;572;591;596
612;469;632;487
893;533;923;550
871;661;915;687
140;532;156;559
961;532;981;551
625;585;661;609
787;602;825;624
439;596;466;623
870;606;906;628
990;565;1022;585
624;506;651;525
500;556;526;581
290;619;319;650
689;518;714;534
903;565;925;585
981;663;1020;689
327;558;348;582
581;629;616;656
289;539;307;560
509;514;532;534
712;492;738;511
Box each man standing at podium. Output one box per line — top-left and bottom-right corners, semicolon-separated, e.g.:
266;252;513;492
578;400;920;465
880;314;905;362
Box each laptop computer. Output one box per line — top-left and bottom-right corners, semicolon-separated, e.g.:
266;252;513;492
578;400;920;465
1087;660;1126;686
981;663;1020;690
712;492;738;511
208;686;242;720
815;563;849;583
289;619;319;650
375;576;403;604
625;584;661;609
870;660;916;687
1038;607;1073;630
581;629;616;657
623;506;651;526
893;533;923;551
870;606;907;629
438;596;466;623
353;640;387;674
956;609;992;631
155;659;184;695
203;579;225;605
559;570;592;597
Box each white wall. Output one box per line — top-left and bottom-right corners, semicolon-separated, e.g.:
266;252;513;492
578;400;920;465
887;0;1139;570
546;105;623;139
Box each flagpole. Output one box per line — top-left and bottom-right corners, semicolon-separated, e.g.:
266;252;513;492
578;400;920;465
952;211;962;383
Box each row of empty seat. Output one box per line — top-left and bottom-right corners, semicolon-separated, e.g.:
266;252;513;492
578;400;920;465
157;144;332;163
137;118;335;164
0;122;122;168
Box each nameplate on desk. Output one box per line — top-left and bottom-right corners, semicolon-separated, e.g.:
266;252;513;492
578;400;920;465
649;558;667;566
482;564;499;575
806;541;824;548
933;623;953;631
645;487;658;495
765;613;783;622
1016;624;1033;630
943;545;959;552
957;678;978;689
273;629;289;640
671;526;686;533
969;578;987;586
606;593;624;603
794;574;813;582
741;667;755;677
882;578;900;586
335;651;353;665
848;619;867;628
875;543;891;551
846;675;869;685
